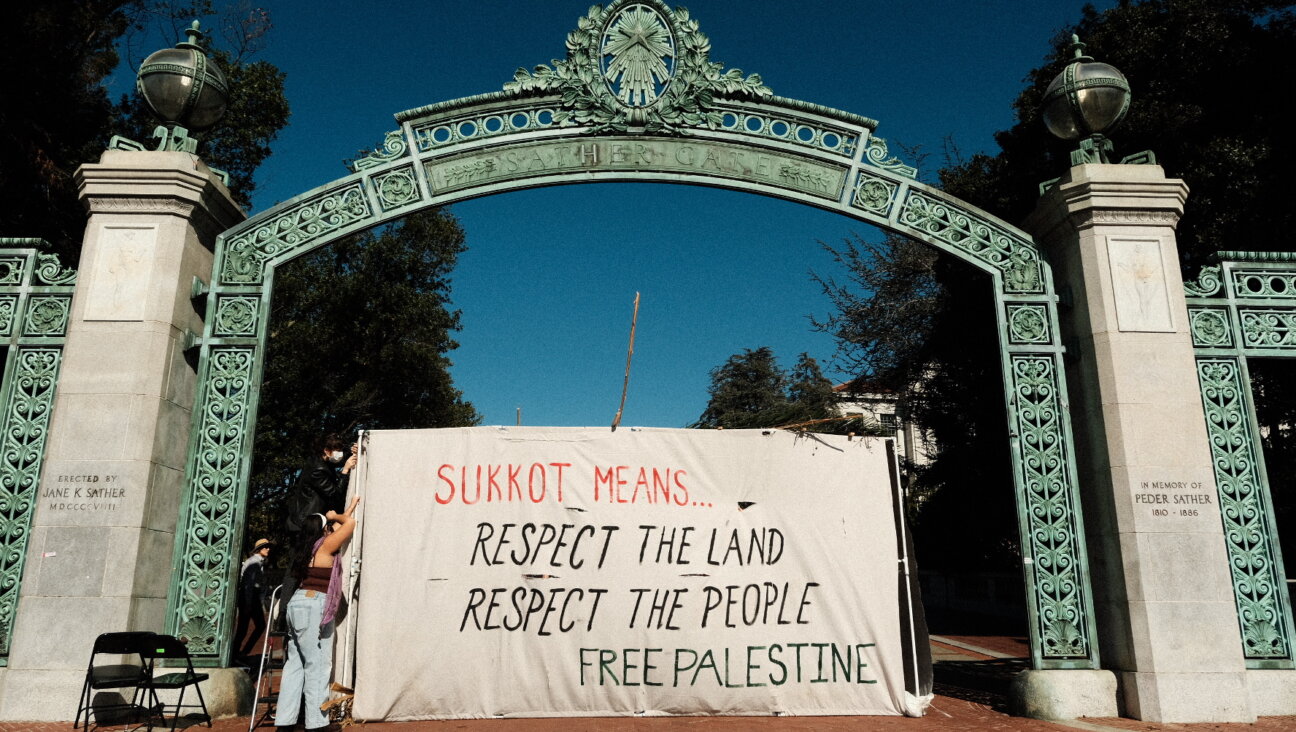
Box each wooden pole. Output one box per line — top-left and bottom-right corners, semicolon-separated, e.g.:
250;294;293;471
611;292;640;431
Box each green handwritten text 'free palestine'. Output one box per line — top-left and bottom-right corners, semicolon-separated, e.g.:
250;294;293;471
579;643;878;687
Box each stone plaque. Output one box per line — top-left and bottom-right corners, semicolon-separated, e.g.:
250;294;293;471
36;461;147;527
84;225;157;321
426;137;848;200
1108;237;1174;332
1127;471;1220;532
40;473;126;509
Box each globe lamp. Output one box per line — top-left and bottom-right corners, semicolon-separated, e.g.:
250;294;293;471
1041;36;1130;165
136;21;228;152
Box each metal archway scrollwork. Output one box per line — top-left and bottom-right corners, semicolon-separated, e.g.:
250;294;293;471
166;0;1099;670
0;244;76;661
1186;252;1296;668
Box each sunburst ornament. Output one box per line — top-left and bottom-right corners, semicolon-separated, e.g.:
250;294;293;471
505;0;772;132
601;3;676;108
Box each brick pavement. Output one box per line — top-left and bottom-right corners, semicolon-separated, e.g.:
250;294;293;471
937;636;1030;659
14;637;1292;732
930;640;996;663
10;693;1294;732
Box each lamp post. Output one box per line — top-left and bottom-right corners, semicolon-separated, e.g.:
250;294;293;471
1041;35;1130;166
132;20;229;154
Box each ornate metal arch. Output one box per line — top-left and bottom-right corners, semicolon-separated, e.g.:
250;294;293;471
1186;252;1296;668
166;0;1098;670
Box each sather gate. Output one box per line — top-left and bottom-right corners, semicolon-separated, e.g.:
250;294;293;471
166;0;1096;672
6;0;1293;723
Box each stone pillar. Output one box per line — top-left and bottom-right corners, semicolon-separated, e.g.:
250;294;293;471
1025;163;1252;722
0;150;249;720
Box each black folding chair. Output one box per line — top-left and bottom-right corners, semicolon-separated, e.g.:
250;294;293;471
144;634;211;731
74;630;157;729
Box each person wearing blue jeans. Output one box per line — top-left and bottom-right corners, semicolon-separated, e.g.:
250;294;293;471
277;496;359;731
277;591;334;729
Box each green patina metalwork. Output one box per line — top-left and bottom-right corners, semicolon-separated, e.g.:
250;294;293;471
1009;355;1086;657
0;244;76;662
898;190;1043;293
212;296;260;337
167;0;1098;670
221;184;369;284
351;131;408;172
171;346;257;655
503;3;770;133
1008;305;1052;345
106;127;232;187
1187;252;1296;668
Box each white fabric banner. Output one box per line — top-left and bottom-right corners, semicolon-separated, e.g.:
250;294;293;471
346;427;923;720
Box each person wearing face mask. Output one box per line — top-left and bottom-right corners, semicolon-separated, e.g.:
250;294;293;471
283;434;358;538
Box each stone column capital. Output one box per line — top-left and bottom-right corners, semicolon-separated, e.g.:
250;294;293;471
75;149;245;248
1025;163;1190;246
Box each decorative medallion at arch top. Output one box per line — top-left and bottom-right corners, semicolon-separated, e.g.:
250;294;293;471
505;0;770;132
602;3;675;107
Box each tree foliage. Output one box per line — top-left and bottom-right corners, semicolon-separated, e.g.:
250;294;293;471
940;0;1296;267
814;234;940;389
1;2;479;558
786;352;839;419
815;234;1020;569
0;1;289;263
818;1;1296;574
933;0;1296;570
692;347;858;432
695;347;786;428
245;210;481;542
112;1;288;210
0;1;140;264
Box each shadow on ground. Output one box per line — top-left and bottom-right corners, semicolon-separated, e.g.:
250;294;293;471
932;657;1030;714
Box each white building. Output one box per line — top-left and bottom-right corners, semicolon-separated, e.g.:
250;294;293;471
833;380;932;470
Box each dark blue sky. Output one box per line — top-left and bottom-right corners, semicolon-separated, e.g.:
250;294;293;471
115;0;1115;428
